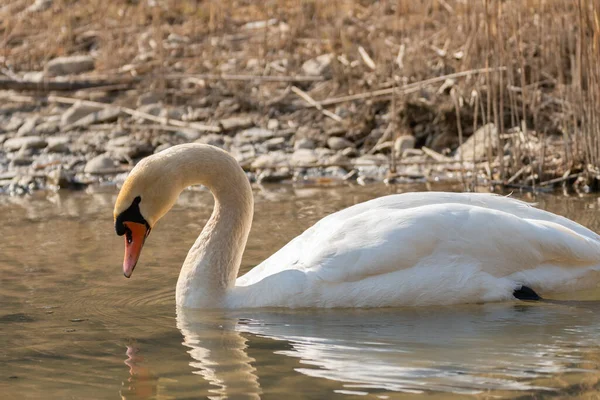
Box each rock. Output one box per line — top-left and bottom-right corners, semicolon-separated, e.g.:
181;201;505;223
264;137;286;151
16;117;38;136
3;136;47;151
137;92;163;107
196;134;228;148
61;102;102;127
136;104;163;117
327;137;353;150
294;138;315;150
183;107;212;122
46;136;70;153
257;168;292;183
394;135;416;158
154;143;172;153
10;156;34;167
107;136;153;159
69;107;122;128
454;123;498;161
219;116;254;132
35;119;60;135
302;53;333;76
45;55;95;76
291;149;318;166
84;154;117;174
22;71;44;81
237;128;274;143
341;147;358;158
27;0;52;12
251;152;289;169
46;167;73;188
267;119;280;131
372;141;393;154
159;107;185;121
5;117;24;132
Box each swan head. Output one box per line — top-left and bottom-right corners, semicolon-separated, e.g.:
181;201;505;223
114;152;183;278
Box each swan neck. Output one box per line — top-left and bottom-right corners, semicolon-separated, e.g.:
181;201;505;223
174;145;254;307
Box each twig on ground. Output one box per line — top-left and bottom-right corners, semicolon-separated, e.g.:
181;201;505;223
291;86;343;122
47;95;222;132
358;46;376;70
309;67;507;108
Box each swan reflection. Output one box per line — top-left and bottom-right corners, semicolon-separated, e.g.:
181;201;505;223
174;302;600;398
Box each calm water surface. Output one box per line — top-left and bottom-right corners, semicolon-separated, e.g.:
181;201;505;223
2;184;600;399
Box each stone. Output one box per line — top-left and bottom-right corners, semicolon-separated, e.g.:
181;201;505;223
5;117;24;132
251;152;289;169
264;137;286;151
159;107;185;121
84;154;117;174
294;138;315;150
341;147;358;158
10;156;34;167
69;107;122;128
196;134;228;148
257;168;292;183
302;53;333;76
183;107;212;122
45;55;95;76
454;123;498;161
35;119;60;135
237;128;274;143
137;92;163;107
46;167;73;188
219;116;254;132
3;136;47;151
136;104;163;117
291;149;318;166
27;0;52;12
46;136;70;153
327;137;353;150
267;119;280;131
154;143;172;153
394;135;416;158
16;117;38;136
61;102;102;127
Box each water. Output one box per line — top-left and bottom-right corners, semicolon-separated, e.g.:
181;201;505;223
2;184;600;399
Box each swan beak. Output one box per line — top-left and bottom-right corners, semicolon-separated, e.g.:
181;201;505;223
123;221;149;278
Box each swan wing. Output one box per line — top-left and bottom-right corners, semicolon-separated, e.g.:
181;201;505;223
237;193;600;288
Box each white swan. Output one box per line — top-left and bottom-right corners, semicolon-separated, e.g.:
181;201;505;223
113;143;600;308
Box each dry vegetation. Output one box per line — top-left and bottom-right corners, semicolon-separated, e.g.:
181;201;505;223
0;0;599;191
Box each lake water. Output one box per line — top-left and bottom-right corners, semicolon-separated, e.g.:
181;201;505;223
2;184;600;399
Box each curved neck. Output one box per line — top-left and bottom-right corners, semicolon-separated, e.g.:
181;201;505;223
167;145;253;308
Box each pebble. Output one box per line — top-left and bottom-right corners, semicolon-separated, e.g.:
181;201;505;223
294;138;315;150
61;102;102;127
394;135;416;158
219;116;254;132
327;137;353;150
291;149;318;166
16;117;38;136
137;92;163;107
302;53;333;76
69;107;122;128
3;136;47;151
45;55;95;76
237;128;274;143
84;154;117;174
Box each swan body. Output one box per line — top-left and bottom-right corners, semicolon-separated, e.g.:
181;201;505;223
113;144;600;308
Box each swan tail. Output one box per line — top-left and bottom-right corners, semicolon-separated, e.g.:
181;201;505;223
513;285;543;301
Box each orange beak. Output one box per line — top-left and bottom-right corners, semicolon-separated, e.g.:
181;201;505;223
123;221;150;278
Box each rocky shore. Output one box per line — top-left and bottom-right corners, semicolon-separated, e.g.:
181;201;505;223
1;0;596;195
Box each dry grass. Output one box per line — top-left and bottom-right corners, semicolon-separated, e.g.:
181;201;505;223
1;0;599;189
